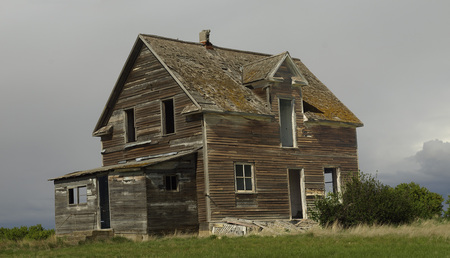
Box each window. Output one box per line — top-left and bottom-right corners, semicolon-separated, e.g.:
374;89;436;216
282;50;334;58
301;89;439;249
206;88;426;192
68;186;87;205
162;99;175;135
165;175;178;191
324;168;341;195
125;109;136;142
235;163;255;192
279;98;295;147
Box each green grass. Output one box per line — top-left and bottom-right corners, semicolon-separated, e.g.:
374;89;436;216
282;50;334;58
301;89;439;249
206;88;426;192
1;220;450;257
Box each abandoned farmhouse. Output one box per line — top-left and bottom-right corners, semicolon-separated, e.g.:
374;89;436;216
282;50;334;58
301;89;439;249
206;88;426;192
51;31;363;236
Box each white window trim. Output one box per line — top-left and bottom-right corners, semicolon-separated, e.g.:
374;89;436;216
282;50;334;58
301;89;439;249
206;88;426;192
278;97;298;148
234;163;255;193
68;185;87;205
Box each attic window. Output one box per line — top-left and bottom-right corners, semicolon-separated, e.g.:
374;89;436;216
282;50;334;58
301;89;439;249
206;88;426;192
68;186;87;205
162;99;175;135
125;109;136;142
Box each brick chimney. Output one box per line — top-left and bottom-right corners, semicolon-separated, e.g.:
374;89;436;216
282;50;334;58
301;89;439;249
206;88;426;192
199;30;213;49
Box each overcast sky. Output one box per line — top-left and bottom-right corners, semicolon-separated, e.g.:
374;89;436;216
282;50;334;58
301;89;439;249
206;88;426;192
1;0;449;229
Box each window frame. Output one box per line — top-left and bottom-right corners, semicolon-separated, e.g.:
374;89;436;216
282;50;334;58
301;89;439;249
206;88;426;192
68;185;87;205
234;163;255;193
278;97;297;148
164;175;179;191
161;98;175;135
124;108;136;143
324;167;341;195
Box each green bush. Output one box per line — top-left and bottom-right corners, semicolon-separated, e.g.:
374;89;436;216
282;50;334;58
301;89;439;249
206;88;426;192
394;182;443;219
311;173;415;227
444;195;450;219
0;225;54;241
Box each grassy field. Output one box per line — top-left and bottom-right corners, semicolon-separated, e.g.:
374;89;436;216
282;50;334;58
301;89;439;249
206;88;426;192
1;220;449;257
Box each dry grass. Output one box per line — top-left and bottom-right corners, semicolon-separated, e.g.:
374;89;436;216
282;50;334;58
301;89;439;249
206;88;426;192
308;219;450;239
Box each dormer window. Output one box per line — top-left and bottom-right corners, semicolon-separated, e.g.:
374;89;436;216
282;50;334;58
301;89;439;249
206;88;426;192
125;108;136;142
279;98;296;147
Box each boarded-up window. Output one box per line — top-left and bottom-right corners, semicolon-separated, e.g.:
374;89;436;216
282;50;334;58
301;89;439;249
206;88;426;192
68;186;87;205
125;109;136;142
162;99;175;135
235;163;254;192
165;175;178;191
279;99;295;147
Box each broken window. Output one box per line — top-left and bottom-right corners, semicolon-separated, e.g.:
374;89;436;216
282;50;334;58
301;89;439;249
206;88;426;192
235;163;254;192
125;109;136;142
165;175;178;191
68;186;87;205
324;168;340;195
162;99;175;135
279;98;295;147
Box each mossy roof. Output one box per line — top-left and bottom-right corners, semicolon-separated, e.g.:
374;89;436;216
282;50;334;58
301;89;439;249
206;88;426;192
94;34;362;133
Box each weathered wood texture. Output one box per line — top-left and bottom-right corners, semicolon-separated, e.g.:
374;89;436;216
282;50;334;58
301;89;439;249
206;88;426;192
108;172;147;234
100;45;202;166
54;177;98;235
203;61;359;222
145;154;198;234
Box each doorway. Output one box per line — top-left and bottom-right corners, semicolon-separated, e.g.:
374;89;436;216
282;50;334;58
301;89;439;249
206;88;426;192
98;175;110;229
288;169;307;219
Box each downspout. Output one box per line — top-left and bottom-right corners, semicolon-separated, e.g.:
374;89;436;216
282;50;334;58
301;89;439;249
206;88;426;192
202;114;211;225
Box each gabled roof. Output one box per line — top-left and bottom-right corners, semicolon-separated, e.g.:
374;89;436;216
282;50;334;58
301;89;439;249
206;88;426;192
242;52;308;86
94;34;362;134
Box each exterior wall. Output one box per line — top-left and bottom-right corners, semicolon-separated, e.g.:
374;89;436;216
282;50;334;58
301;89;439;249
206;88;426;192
54;177;98;235
108;171;147;235
203;61;359;223
100;45;202;166
145;154;198;234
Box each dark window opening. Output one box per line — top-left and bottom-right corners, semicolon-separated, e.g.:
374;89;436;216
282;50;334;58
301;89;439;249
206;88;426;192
165;175;178;191
68;186;87;205
302;101;323;113
279;99;295;147
235;163;254;192
162;99;175;135
125;109;136;142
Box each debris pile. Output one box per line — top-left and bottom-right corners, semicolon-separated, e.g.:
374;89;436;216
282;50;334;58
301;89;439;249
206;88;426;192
212;217;317;236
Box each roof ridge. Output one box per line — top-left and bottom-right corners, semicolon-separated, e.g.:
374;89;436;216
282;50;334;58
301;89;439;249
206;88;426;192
243;51;288;67
140;33;274;59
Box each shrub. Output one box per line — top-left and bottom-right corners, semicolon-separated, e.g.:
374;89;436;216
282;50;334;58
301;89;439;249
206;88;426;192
394;182;444;219
311;172;415;228
0;225;54;241
444;195;450;219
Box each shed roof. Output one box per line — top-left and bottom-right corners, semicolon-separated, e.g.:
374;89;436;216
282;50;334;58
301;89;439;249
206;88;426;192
49;148;199;181
94;34;362;133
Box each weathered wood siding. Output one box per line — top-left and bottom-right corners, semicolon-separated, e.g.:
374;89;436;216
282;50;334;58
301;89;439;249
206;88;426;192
108;171;147;234
145;154;198;234
54;177;98;235
100;45;203;166
204;60;359;222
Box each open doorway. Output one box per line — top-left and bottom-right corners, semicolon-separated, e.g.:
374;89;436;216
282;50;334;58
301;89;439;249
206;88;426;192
98;175;110;229
288;169;307;219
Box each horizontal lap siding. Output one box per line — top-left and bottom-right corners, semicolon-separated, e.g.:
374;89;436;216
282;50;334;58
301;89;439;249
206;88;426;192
109;172;147;234
54;178;98;234
146;154;198;234
205;76;359;221
101;46;202;166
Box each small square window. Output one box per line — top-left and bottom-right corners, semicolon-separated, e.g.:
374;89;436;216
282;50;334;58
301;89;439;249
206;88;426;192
68;186;87;205
165;175;178;191
235;163;254;192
